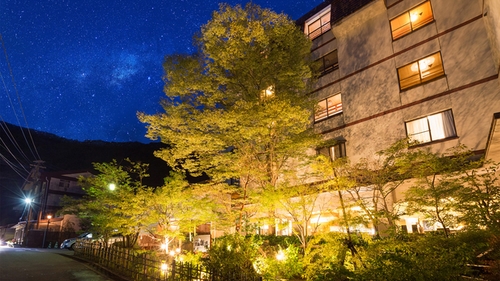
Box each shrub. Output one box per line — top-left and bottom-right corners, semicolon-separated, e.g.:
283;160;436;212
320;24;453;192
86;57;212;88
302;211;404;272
254;243;303;280
203;234;261;278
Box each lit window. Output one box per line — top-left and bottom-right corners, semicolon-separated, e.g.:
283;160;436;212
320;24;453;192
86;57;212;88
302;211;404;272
315;94;342;122
317;50;338;76
318;142;346;161
260;85;274;99
305;8;331;40
397;52;444;90
390;1;434;40
405;109;457;144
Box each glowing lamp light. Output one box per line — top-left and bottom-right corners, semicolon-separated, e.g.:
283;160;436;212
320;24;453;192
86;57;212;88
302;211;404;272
160;243;167;250
410;62;419;72
276;250;285;261
411;56;435;72
160;261;168;272
260;85;274;99
24;198;32;204
175;248;181;253
108;183;116;191
410;12;423;22
169;250;175;256
47;215;52;220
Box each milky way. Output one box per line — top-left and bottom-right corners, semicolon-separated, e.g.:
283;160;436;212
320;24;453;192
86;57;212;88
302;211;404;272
1;0;323;143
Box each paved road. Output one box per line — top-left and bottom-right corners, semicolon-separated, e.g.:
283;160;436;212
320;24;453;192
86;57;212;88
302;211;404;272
0;246;113;281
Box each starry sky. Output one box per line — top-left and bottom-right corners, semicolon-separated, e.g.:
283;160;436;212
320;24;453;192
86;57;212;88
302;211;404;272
1;0;323;143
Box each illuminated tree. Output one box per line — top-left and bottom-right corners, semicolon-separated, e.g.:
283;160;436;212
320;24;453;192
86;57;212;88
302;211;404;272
142;172;216;251
404;145;472;238
65;159;151;248
138;3;321;232
345;140;413;237
455;160;500;234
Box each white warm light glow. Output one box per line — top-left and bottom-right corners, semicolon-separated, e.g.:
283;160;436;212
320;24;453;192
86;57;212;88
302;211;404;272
276;250;285;261
24;198;32;204
261;85;274;98
406;217;419;225
410;56;435;72
411;62;419;72
410;13;420;22
47;215;52;220
108;183;116;191
161;262;168;272
418;56;435;71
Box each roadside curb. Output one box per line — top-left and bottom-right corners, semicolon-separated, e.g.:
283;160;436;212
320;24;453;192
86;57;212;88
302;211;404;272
60;253;131;281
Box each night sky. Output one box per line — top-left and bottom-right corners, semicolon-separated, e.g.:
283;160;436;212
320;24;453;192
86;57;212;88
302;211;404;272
1;0;323;143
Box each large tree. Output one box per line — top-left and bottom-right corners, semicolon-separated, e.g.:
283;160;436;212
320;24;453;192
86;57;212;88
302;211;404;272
138;4;321;232
63;159;151;248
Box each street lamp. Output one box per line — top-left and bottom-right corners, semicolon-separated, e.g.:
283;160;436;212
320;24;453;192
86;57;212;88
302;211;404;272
23;198;33;247
42;215;52;248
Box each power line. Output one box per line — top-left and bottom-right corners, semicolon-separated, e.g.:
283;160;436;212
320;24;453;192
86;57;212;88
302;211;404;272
0;33;41;161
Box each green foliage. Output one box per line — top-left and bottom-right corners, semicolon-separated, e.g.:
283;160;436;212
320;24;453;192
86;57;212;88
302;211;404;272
454;160;500;234
256;234;301;248
138;3;322;232
404;146;475;237
356;232;487;281
302;232;367;281
142;172;216;245
178;251;204;266
254;243;304;281
65;159;151;248
203;234;261;278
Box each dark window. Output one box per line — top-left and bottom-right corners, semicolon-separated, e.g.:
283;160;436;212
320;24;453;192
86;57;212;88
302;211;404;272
317;50;339;76
318;142;346;161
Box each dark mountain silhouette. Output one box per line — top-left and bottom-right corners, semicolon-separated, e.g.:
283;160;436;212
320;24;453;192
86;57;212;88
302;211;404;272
0;122;171;225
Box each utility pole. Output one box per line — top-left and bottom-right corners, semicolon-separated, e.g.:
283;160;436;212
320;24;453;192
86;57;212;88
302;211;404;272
22;160;45;246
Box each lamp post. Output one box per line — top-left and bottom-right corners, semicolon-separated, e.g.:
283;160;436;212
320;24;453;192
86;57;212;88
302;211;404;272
23;198;33;247
42;215;52;248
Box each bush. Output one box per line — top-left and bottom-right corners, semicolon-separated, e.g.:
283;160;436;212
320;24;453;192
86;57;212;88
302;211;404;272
302;232;361;281
203;234;261;278
254;243;304;280
355;232;487;281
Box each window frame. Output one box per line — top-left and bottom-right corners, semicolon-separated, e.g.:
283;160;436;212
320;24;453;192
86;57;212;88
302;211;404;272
397;52;445;90
314;93;343;122
317;50;339;76
317;142;346;161
305;6;331;40
405;109;457;145
390;1;434;40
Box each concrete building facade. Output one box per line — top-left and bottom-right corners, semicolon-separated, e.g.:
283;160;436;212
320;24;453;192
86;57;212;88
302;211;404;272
277;0;500;235
297;0;500;165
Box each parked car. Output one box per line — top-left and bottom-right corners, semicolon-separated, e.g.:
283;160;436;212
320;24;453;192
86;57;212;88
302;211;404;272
60;232;92;250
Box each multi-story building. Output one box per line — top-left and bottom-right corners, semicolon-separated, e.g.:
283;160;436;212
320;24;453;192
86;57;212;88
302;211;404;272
290;0;500;234
298;0;500;164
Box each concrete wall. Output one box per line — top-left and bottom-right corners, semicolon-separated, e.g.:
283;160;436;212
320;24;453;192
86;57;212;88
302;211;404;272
310;0;500;164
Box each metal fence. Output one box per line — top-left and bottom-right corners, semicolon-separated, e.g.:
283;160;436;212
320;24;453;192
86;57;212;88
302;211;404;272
74;241;262;281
